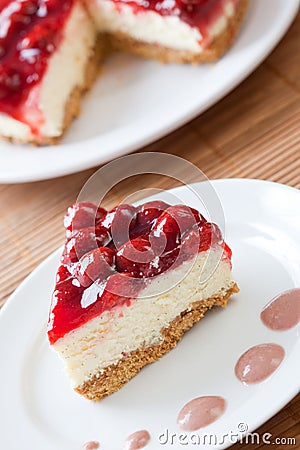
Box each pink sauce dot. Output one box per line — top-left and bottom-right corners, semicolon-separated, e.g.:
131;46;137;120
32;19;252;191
177;396;226;431
235;343;285;384
261;288;300;331
82;441;99;450
125;430;151;450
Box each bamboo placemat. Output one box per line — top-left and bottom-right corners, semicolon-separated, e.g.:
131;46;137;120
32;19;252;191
0;12;299;449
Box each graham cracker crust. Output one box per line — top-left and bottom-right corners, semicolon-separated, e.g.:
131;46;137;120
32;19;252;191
75;283;239;401
106;0;249;64
1;37;106;146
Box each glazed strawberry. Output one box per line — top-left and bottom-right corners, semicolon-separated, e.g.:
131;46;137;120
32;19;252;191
116;238;155;277
48;200;236;352
74;247;115;287
100;204;137;248
64;202;106;237
135;201;169;230
150;205;205;252
0;0;75;121
189;207;206;225
116;237;180;278
61;226;111;265
181;222;222;257
0;0;247;146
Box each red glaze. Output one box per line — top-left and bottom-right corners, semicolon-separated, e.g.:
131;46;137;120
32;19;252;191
82;442;99;450
99;204;137;249
116;237;180;278
0;0;75;134
181;222;222;256
48;201;231;344
260;288;300;331
111;0;237;43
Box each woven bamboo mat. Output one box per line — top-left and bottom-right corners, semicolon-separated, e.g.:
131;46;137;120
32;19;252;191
0;12;299;449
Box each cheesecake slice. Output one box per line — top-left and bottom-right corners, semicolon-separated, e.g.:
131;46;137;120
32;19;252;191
86;0;248;64
0;0;99;144
48;200;238;401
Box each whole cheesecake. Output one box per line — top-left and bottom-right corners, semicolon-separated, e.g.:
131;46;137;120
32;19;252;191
48;200;239;400
0;0;248;144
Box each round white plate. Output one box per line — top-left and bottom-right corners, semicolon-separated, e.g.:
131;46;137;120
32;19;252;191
0;179;299;450
0;0;299;183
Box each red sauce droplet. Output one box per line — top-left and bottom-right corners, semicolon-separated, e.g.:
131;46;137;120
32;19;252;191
261;288;300;331
64;202;106;237
235;343;285;384
125;430;151;450
74;247;115;287
82;441;99;450
177;396;226;431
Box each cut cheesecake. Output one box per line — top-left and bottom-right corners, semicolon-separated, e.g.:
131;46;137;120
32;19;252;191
0;0;99;144
0;0;248;144
87;0;248;64
48;200;239;401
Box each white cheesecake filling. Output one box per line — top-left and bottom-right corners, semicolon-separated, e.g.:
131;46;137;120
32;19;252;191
0;1;96;141
87;0;236;53
0;114;30;141
53;250;236;387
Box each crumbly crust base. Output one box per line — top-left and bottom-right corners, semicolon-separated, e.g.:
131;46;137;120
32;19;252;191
1;37;106;146
106;0;248;64
75;283;239;401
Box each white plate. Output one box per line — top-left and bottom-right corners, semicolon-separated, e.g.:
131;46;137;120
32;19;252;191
0;179;299;450
0;0;299;184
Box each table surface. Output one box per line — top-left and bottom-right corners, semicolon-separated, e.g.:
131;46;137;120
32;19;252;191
0;11;299;450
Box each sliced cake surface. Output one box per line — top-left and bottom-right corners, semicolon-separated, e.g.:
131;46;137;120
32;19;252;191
0;0;97;144
48;200;238;400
